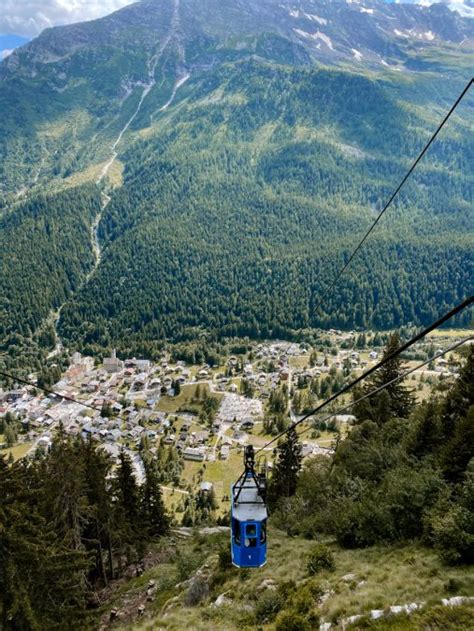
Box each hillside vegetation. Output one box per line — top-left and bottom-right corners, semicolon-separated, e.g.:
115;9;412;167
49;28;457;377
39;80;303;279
0;185;100;373
58;63;473;357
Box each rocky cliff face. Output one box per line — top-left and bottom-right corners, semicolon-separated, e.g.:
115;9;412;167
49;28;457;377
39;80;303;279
2;0;473;80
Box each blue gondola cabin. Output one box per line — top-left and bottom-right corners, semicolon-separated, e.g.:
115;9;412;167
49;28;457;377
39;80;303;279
231;471;268;568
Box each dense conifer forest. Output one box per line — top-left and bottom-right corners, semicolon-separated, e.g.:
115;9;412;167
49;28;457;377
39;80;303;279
0;434;169;630
0;186;101;374
54;66;473;358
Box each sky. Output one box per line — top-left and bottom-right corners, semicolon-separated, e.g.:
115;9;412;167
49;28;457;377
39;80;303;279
0;0;136;38
0;0;471;40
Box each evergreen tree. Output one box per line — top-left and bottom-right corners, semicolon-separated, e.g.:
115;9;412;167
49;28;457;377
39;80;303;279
438;349;474;483
0;457;92;630
0;456;44;631
407;400;443;459
114;450;143;559
141;461;170;538
268;427;303;509
79;439;114;582
4;423;17;447
42;432;88;553
353;332;415;425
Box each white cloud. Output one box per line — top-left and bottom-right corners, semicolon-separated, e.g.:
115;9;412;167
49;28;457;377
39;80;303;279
0;0;137;38
1;48;14;59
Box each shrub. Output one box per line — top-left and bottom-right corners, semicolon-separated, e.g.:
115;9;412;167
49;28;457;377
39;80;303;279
277;580;297;601
185;577;209;606
306;543;335;575
428;471;474;565
275;610;310;631
176;551;200;581
254;590;284;623
416;604;474;630
217;546;232;570
444;577;462;594
291;582;323;614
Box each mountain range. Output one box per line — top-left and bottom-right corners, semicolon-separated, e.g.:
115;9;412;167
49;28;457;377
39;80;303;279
0;0;473;368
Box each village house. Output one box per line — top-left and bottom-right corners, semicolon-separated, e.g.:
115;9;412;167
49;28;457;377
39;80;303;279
2;390;25;403
183;446;206;461
135;359;151;372
107;429;122;442
191;430;209;445
220;445;230;460
37;436;52;450
86;380;100;393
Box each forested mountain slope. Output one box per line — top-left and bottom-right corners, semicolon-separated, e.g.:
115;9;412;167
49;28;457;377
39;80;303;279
0;0;473;363
0;186;101;371
59;64;473;358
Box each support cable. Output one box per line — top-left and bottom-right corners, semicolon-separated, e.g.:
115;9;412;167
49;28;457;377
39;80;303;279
318;78;473;305
255;294;473;454
295;335;472;442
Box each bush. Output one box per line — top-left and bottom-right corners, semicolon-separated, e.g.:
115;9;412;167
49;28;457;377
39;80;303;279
185;577;209;606
277;580;297;600
416;604;474;630
275;610;310;631
444;577;462;594
254;590;284;623
306;543;335;575
176;551;200;581
291;582;323;614
428;471;474;565
217;546;232;570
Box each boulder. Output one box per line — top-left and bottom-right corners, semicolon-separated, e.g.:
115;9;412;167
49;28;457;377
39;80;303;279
213;593;231;607
341;573;356;583
370;609;384;620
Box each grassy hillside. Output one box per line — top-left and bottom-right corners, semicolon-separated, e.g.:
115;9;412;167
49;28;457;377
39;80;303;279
100;528;474;630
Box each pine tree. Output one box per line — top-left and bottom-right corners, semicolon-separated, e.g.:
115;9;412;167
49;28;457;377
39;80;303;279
353;332;415;425
0;456;43;630
114;450;144;560
79;439;114;582
268;427;303;509
42;432;88;552
0;456;92;630
141;461;170;538
4;423;17;447
439;347;474;483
